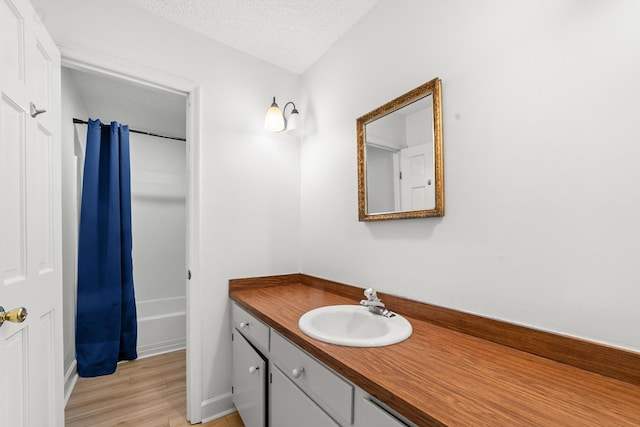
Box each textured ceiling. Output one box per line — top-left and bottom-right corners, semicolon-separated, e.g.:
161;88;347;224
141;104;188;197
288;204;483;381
125;0;379;74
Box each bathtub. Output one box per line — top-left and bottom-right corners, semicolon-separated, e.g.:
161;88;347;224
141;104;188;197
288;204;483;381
136;296;186;358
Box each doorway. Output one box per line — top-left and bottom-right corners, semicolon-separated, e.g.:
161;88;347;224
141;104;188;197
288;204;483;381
60;59;201;421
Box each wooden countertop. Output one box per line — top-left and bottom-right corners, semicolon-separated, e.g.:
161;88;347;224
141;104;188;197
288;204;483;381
229;275;640;426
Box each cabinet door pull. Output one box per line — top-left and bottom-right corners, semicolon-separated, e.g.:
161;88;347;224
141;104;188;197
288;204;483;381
249;366;259;374
240;322;249;329
292;367;304;378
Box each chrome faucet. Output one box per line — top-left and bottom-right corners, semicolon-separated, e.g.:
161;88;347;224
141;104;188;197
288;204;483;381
360;288;395;318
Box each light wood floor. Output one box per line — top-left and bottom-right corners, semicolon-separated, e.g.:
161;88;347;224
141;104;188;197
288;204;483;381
66;350;245;427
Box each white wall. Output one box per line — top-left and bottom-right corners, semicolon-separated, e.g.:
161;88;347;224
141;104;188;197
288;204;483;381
60;68;88;401
405;106;433;148
367;113;406;150
39;0;301;419
301;0;640;352
366;146;396;213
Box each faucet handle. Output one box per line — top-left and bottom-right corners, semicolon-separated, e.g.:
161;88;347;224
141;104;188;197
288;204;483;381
364;288;378;301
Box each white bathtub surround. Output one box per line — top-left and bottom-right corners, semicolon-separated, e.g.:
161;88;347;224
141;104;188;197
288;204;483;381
136;297;187;358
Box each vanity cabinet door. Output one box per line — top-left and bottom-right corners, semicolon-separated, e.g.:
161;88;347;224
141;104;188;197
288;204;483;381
356;397;409;427
270;363;339;427
232;330;266;427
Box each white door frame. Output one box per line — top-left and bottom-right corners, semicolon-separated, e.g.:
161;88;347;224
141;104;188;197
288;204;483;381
58;45;203;423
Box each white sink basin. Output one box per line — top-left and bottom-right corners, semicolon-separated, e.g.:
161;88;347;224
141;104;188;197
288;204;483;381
298;305;412;347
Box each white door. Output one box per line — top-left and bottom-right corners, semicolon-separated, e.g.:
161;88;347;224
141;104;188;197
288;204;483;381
400;144;435;211
0;0;63;425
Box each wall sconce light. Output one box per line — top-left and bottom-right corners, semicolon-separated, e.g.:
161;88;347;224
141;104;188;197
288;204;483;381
264;96;300;132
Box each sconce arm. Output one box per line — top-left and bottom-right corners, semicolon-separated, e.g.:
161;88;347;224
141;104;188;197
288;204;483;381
283;101;298;115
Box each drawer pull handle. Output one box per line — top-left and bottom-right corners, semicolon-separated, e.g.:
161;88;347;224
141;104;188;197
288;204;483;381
292;367;304;378
249;366;259;374
240;322;249;329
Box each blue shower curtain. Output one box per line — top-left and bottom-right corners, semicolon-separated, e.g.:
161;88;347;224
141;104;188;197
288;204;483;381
76;119;137;377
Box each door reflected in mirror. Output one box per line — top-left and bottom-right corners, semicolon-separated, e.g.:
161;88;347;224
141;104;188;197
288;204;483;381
357;78;443;221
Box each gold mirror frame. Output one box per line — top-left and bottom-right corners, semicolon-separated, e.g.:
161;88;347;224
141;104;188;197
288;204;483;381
357;78;444;221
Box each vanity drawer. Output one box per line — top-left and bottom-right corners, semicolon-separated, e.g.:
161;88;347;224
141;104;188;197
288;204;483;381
232;303;270;352
271;331;354;424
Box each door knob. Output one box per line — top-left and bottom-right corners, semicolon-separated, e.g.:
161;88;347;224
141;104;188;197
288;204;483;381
0;306;28;326
30;102;46;118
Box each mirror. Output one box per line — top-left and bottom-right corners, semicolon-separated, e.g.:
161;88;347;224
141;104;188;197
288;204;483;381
357;78;444;221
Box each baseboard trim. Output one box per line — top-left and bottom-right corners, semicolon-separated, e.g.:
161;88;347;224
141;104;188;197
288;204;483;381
200;392;235;423
64;359;78;407
137;338;186;359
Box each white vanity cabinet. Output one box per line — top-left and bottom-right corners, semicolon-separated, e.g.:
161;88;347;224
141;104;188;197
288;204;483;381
270;331;354;425
232;304;269;427
270;363;340;427
354;395;410;427
231;302;412;427
232;303;270;353
232;330;267;427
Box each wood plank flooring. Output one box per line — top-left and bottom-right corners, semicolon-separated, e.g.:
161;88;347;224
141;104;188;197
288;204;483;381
66;350;245;427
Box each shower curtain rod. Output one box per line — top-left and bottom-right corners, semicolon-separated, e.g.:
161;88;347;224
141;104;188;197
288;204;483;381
72;118;186;142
